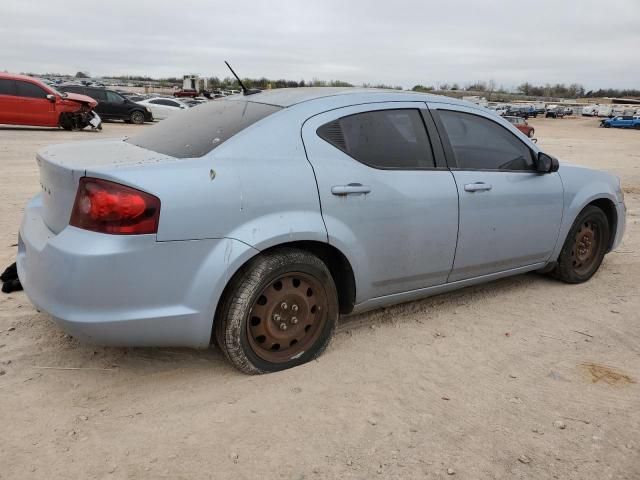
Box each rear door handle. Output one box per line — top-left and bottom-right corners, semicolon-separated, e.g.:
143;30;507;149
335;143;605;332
464;182;493;192
331;183;372;196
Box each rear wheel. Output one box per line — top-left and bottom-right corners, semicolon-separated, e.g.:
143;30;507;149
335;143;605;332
130;110;145;124
215;248;339;374
634;124;640;130
552;206;609;283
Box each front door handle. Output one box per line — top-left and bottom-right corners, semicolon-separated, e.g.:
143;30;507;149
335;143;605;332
464;182;493;192
331;183;372;196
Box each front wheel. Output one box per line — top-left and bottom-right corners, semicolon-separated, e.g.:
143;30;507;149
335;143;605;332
215;248;339;374
130;110;145;124
551;205;610;283
528;128;535;138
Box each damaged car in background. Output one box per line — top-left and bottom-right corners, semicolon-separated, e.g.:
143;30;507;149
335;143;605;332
15;88;626;374
0;73;101;130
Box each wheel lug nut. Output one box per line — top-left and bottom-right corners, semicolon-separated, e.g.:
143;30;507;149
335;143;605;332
279;322;287;331
291;317;298;325
281;302;288;310
273;314;281;322
291;304;299;312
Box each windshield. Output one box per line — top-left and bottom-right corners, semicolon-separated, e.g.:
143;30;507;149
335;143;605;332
125;99;281;158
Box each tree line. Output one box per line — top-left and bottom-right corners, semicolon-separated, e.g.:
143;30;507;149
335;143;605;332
25;71;640;98
412;81;640;99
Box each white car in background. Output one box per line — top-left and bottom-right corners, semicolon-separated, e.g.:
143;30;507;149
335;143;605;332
580;104;599;117
135;97;188;120
495;105;510;116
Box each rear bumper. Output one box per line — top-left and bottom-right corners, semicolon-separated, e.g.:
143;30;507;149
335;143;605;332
17;194;257;348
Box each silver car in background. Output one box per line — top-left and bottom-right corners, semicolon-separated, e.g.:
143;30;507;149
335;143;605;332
17;88;626;373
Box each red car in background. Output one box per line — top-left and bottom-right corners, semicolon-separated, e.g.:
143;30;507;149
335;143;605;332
0;73;101;130
504;115;535;138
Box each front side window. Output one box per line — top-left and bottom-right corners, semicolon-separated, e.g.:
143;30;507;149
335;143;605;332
87;89;107;101
0;79;15;96
105;91;124;103
317;109;435;169
439;110;535;171
155;99;180;107
16;81;47;99
61;86;84;95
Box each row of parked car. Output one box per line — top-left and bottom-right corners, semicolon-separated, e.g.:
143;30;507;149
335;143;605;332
57;84;213;123
0;72;103;130
0;72;215;130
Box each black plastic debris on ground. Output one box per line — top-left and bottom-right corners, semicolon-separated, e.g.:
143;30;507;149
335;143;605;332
1;262;22;293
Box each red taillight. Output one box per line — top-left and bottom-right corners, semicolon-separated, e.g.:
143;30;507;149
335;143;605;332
70;177;160;235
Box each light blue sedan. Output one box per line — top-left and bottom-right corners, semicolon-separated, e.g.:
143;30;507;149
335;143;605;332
17;88;626;373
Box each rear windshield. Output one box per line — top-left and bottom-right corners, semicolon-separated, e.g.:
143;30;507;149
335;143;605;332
125;100;281;158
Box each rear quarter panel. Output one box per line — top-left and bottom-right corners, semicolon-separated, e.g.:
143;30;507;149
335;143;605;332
87;108;328;248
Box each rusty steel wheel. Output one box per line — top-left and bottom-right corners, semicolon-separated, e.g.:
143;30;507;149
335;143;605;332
215;248;339;374
553;205;609;284
247;273;328;363
570;221;599;276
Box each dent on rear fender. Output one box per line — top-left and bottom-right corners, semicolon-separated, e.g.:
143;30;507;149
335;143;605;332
227;211;328;252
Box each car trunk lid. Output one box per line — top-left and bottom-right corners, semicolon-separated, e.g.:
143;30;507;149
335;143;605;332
37;139;175;234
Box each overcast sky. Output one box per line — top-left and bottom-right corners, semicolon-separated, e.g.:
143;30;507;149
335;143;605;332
2;0;639;90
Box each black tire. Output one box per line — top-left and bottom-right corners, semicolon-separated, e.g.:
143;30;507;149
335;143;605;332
130;110;145;124
551;205;610;284
215;248;339;374
604;123;611;128
634;124;640;130
58;113;74;131
528;128;535;138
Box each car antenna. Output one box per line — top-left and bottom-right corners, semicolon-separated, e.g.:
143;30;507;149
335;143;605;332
224;61;261;96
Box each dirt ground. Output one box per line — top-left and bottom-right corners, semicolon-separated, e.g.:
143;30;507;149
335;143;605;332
0;117;638;480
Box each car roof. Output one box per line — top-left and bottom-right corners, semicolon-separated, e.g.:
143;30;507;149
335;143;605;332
224;87;469;109
0;72;46;83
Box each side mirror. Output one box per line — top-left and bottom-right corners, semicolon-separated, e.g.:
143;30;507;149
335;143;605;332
536;152;559;173
46;94;56;103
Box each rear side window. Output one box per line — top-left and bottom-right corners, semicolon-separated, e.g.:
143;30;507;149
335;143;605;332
16;81;47;99
0;79;15;95
439;110;534;171
126;100;281;158
317;109;435;169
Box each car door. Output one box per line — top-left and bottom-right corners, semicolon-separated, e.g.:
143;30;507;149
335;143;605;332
429;103;564;282
163;99;186;115
146;99;170;119
0;79;20;125
301;103;459;302
620;116;633;127
15;80;56;126
105;91;129;119
82;88;109;118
